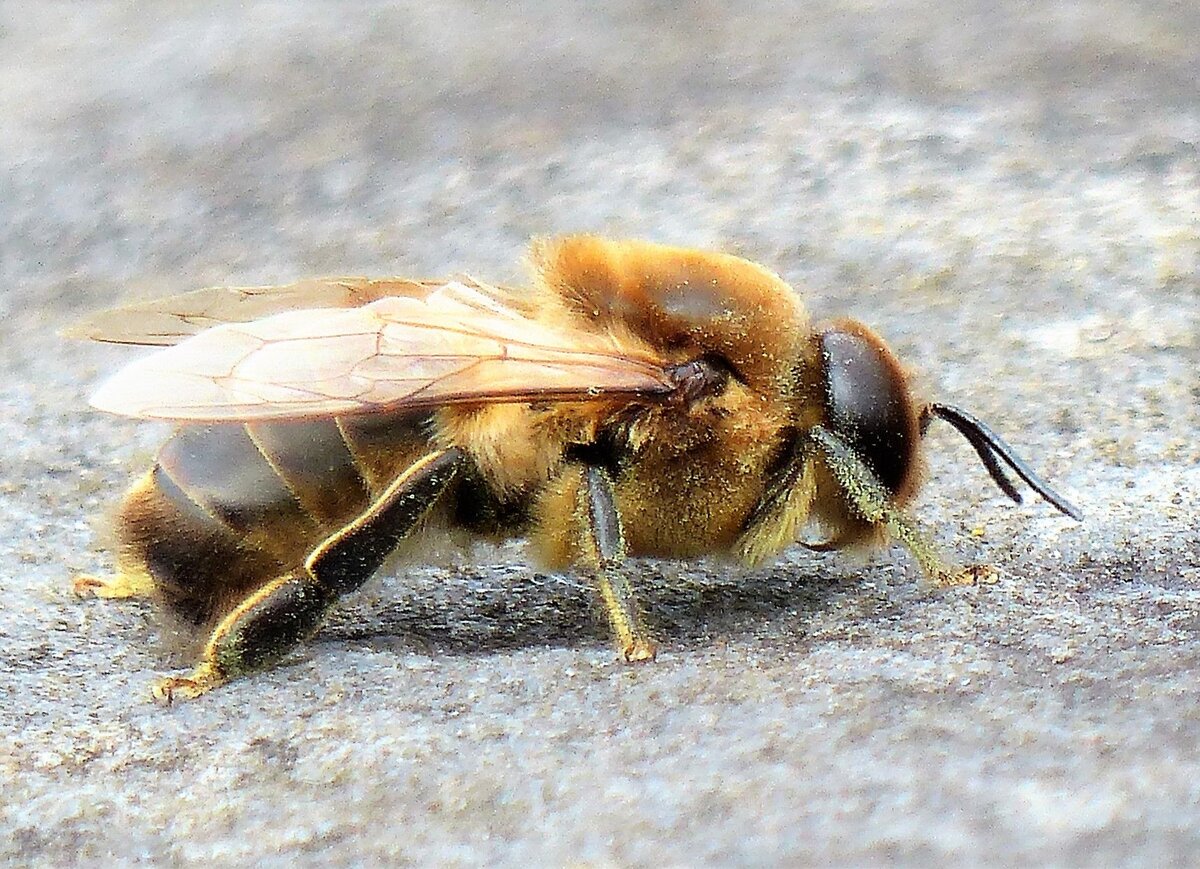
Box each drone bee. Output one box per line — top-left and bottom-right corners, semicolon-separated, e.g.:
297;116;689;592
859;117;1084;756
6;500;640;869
71;236;1080;701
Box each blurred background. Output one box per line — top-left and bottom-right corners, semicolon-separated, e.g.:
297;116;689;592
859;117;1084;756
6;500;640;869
2;2;1198;865
8;2;1197;315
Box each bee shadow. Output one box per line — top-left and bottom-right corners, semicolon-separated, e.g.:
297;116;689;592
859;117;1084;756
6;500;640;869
317;559;854;656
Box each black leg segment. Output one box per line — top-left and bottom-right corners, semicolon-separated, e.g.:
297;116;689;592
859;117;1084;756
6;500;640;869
306;447;465;595
155;447;466;700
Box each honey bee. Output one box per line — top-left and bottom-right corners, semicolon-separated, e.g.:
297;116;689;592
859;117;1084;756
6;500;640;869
71;236;1080;702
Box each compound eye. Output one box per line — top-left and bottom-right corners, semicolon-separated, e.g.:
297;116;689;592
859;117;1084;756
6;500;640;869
820;324;920;498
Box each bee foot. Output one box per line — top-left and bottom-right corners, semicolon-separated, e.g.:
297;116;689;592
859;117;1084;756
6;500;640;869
933;563;1000;587
72;572;153;600
71;574;108;597
622;639;659;663
152;663;223;704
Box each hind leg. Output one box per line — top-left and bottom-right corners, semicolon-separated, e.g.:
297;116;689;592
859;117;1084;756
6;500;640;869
153;448;464;703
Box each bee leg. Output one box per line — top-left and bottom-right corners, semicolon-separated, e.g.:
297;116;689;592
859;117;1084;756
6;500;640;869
72;570;155;600
153;448;464;703
580;464;657;663
810;425;986;587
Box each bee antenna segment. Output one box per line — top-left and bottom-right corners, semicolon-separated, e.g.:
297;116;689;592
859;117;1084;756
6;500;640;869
925;403;1083;521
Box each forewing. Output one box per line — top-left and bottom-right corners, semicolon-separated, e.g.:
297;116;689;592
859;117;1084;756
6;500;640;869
64;277;453;346
90;281;675;421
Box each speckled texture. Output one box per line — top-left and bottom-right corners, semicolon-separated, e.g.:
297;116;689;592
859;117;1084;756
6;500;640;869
3;2;1198;865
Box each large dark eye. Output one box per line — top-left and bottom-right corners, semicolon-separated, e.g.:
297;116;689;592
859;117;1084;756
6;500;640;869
819;324;919;498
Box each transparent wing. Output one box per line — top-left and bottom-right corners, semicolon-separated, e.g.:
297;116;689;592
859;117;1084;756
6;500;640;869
64;277;460;346
90;281;676;421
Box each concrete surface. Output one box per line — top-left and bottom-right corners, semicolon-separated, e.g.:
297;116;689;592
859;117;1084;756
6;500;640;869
2;2;1198;865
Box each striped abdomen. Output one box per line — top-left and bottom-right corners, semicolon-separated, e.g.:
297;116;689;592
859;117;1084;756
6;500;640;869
116;414;437;628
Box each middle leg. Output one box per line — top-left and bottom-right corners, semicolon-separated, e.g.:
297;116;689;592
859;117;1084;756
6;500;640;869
579;464;657;662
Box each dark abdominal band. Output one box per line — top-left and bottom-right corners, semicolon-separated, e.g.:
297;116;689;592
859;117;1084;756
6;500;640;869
123;410;535;629
127;416;423;626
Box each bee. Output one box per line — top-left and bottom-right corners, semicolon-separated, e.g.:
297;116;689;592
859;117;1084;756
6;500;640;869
71;236;1080;702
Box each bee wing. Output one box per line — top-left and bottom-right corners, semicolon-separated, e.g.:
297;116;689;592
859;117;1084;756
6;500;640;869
90;280;676;421
64;277;465;346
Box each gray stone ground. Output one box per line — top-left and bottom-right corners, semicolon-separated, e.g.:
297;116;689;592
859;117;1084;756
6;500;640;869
2;2;1198;865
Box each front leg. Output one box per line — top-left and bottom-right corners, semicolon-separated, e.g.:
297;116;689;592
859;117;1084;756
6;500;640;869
154;448;465;702
810;425;986;587
579;464;657;662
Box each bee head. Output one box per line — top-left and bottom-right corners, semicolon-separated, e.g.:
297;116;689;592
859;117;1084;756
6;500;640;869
818;321;923;503
817;320;1081;520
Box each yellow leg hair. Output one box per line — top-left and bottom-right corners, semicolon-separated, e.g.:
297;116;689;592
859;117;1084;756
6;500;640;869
594;571;658;662
811;425;997;587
